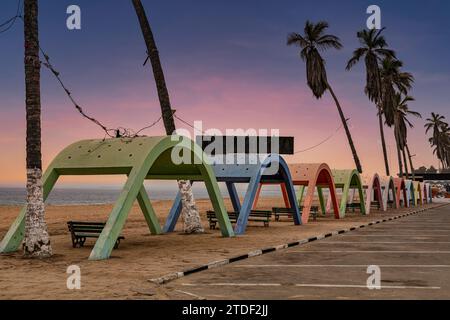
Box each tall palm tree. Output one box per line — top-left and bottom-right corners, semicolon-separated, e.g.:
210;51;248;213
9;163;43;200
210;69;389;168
346;28;395;176
379;57;414;178
379;58;414;126
288;21;362;173
131;0;203;233
393;94;421;179
23;0;52;257
425;113;450;169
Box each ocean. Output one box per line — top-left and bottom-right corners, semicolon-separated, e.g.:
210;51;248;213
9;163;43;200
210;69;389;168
0;184;285;206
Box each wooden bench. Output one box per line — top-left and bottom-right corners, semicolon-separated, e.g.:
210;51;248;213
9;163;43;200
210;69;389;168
272;206;319;221
370;201;381;210
346;203;362;213
67;221;124;249
206;210;271;230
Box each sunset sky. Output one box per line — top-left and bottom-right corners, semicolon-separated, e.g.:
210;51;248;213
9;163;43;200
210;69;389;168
0;0;449;187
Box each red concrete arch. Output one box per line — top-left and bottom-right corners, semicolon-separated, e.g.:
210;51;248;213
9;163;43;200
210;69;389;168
394;178;408;208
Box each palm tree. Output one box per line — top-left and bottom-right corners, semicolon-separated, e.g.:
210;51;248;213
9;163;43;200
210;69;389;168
131;0;204;233
288;21;362;173
425;113;450;169
379;58;414;126
393;94;421;179
23;0;52;257
346;28;395;176
378;57;414;178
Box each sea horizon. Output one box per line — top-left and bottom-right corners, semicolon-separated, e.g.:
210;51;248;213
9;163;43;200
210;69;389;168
0;185;289;206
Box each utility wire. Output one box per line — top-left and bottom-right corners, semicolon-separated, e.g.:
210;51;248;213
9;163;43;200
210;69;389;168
294;121;347;154
12;14;163;138
0;0;22;34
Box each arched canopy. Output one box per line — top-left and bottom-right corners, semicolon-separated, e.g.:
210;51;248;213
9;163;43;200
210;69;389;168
252;163;340;224
165;154;301;235
289;163;340;223
361;173;384;214
0;136;234;260
424;183;432;203
328;169;366;217
413;181;423;206
380;176;397;210
405;180;416;207
394;178;408;208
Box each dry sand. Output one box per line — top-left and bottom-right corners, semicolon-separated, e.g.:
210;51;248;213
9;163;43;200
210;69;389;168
0;197;441;300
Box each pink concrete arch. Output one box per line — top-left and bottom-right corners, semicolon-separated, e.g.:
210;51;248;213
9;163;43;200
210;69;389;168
361;173;385;214
253;163;340;224
394;178;408;208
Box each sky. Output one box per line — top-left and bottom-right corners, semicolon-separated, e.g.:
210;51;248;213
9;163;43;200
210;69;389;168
0;0;449;187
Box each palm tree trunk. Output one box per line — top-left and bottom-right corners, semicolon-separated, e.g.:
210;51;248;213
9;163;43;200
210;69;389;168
402;147;409;179
394;130;403;178
23;0;52;258
377;107;390;176
327;84;363;173
131;0;203;233
406;144;415;180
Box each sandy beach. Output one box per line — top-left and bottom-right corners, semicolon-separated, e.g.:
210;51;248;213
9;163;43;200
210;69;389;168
0;197;440;300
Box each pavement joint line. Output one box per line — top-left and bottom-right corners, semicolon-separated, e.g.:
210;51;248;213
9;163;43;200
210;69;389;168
233;264;450;268
286;250;450;254
148;203;449;285
180;283;441;290
174;289;207;300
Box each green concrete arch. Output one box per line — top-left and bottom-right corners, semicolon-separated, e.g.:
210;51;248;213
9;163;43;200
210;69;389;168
0;136;234;260
328;169;367;218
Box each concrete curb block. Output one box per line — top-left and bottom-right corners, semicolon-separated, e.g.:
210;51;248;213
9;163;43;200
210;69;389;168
149;204;448;285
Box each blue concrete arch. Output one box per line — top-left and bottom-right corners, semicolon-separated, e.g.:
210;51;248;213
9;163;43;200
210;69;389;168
164;154;301;235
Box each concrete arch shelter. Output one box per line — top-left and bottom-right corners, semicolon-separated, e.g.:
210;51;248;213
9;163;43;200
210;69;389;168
380;176;398;210
327;169;366;218
253;163;340;224
361;173;384;214
394;178;408;207
0;136;234;260
405;180;416;207
424;183;432;203
413;181;423;206
165;154;301;235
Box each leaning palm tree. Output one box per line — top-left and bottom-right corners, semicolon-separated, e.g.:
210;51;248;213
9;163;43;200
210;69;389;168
23;0;52;257
288;21;362;173
393;94;421;179
346;28;395;176
131;0;203;233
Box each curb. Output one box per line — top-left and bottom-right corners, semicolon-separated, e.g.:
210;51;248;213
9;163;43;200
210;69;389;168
149;203;448;285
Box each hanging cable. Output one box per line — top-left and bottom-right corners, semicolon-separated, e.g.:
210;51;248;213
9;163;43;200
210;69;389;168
0;0;22;34
294;120;347;154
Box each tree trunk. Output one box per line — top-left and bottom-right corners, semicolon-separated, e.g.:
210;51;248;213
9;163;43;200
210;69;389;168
402;147;409;179
377;107;390;176
406;144;415;180
131;0;203;233
394;130;403;178
23;0;52;258
327;84;363;173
